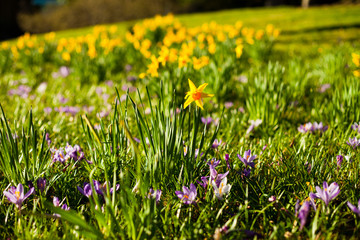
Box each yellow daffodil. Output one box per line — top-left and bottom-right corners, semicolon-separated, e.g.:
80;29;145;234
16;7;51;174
184;79;214;110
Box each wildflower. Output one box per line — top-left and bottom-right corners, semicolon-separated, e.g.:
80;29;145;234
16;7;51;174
175;183;197;205
77;182;92;198
201;116;213;126
196;176;209;189
225;154;231;170
53;196;70;218
212;177;231;200
44;107;52;115
207;158;220;168
347;199;360;216
210;167;229;188
336;155;343;168
211;139;222;149
45;133;51;146
184;79;214;110
246;119;262;134
237;150;256;168
297;201;311;230
147;188;162;203
298;122;313;133
318;83;331;93
224;102;234;109
310;181;340;206
351;122;360;133
37;178;46;193
268;196;276;202
3;183;34;210
347;137;360;149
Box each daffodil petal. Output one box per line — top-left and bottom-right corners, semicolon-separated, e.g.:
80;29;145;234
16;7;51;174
184;97;194;109
195;99;204;110
188;79;197;92
197;83;208;92
201;93;214;98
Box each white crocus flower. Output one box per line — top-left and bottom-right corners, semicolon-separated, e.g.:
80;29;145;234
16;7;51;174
212;177;231;200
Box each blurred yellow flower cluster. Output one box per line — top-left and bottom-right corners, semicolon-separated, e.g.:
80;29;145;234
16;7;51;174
352;53;360;77
0;13;280;74
124;14;280;79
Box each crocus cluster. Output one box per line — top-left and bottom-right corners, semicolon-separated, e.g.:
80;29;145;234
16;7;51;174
3;183;34;210
77;180;120;198
298;122;328;133
51;143;86;163
346;137;360;149
54;106;80;116
8;85;32;99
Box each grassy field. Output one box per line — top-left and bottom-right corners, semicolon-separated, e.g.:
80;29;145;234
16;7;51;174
0;4;360;239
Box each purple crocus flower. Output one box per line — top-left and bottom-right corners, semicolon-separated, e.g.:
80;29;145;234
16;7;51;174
77;183;93;198
298;122;314;133
336;155;343;168
201;117;213;126
347;199;360;216
44;107;52;115
147;188;162;203
105;80;113;87
207;158;220;168
312;122;328;132
210;167;229;188
310;181;340;206
59;66;70;77
351;122;360;134
51;148;66;163
212;139;222;149
125;64;133;72
225;154;231;170
53;196;70;218
246;119;262;135
237;150;256;168
224;102;234;109
175;183;197;205
45;133;51;146
298;201;311;230
58;95;69;104
196;176;209;189
3;183;35;209
127;76;137;82
347;137;360;149
37;178;46;193
318;83;331;93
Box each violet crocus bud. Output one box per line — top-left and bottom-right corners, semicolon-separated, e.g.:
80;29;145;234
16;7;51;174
37;178;46;193
336;155;343;168
225;154;231;170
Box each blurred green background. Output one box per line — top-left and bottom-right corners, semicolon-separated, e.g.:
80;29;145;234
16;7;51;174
1;0;359;40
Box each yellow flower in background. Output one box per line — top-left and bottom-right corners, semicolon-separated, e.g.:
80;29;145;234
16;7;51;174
235;44;243;58
352;53;360;67
184;79;214;110
354;70;360;77
208;43;216;54
62;52;71;61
